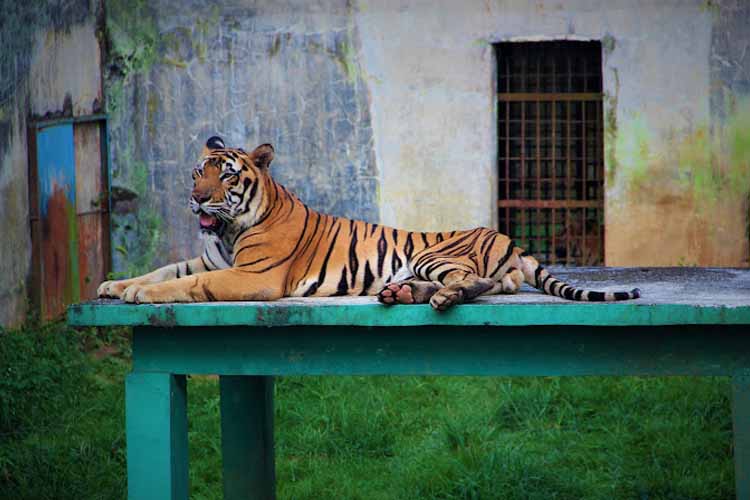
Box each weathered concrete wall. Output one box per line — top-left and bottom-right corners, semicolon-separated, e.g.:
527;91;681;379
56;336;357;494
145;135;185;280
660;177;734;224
356;0;748;266
0;1;102;327
107;0;748;270
107;0;378;273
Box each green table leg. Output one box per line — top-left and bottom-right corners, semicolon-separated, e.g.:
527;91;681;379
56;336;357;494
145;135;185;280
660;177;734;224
220;376;276;500
126;372;188;500
733;375;750;500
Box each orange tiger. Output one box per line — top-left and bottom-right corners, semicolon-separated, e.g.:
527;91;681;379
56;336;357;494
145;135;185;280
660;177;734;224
97;136;641;309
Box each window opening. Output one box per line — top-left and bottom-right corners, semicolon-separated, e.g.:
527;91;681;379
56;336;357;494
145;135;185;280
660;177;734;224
497;41;604;265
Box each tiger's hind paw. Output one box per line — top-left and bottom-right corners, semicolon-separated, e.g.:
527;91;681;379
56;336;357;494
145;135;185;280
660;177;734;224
429;288;463;311
377;280;443;305
377;283;415;305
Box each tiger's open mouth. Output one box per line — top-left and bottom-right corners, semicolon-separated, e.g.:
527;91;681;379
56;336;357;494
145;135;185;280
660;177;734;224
199;212;224;232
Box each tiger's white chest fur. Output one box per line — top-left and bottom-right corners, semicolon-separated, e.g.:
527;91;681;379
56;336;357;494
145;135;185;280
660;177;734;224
199;231;233;270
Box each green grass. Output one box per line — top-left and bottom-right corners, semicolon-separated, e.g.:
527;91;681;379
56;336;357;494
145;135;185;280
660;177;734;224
0;321;130;499
0;321;735;499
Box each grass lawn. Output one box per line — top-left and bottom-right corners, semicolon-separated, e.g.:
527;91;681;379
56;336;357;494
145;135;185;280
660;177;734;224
0;321;735;499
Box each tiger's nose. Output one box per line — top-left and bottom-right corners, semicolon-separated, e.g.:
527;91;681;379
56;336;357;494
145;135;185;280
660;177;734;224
192;191;211;204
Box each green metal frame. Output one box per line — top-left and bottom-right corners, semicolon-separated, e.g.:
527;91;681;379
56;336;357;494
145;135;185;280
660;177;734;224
68;301;750;500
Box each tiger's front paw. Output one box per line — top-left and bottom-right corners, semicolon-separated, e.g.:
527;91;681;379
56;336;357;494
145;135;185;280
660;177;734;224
122;284;157;304
122;281;194;303
98;280;131;299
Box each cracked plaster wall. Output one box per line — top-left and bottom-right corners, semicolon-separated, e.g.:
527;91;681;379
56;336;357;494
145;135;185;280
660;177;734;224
111;0;749;271
108;0;378;271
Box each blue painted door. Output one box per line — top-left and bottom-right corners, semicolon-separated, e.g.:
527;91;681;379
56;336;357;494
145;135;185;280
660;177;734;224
36;123;79;319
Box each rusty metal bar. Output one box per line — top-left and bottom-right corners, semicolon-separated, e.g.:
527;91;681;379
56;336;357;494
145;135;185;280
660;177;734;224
497;200;601;209
534;56;541;255
581;57;588;263
521;102;527;244
551;53;557;265
597;99;603;263
505;57;511;236
498;92;603;102
582;100;587;263
566;96;572;265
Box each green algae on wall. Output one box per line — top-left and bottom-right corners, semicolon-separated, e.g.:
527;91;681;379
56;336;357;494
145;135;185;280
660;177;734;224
606;100;750;266
675;101;750;206
614;113;652;193
104;0;164;277
105;1;381;276
608;99;750;207
604;67;619;185
105;0;158;83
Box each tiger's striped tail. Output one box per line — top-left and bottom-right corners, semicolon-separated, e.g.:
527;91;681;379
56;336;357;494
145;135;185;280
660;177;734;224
520;256;641;302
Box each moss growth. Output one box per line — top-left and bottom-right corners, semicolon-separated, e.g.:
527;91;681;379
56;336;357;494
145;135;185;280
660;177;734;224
615;114;652;191
336;40;360;84
103;0;158;122
674;101;750;206
269;33;282;58
602;34;616;57
105;0;158;80
608;94;749;265
162;56;188;69
146;92;158;136
604;68;620;184
104;0;165;277
700;0;721;15
109;159;163;279
192;9;220;64
611;104;750;206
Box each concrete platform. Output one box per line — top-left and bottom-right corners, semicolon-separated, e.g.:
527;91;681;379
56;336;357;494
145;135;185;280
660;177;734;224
68;267;750;327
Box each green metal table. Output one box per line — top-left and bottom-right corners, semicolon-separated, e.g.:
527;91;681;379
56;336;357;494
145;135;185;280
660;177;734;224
67;267;750;500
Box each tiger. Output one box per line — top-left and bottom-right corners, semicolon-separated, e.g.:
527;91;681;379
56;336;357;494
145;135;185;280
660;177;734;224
97;136;641;309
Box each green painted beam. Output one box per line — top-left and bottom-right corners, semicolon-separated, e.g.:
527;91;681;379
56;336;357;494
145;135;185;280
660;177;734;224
67;301;750;327
131;325;750;377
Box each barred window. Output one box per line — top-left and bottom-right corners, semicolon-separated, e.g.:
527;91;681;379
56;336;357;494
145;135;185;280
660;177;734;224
497;41;604;265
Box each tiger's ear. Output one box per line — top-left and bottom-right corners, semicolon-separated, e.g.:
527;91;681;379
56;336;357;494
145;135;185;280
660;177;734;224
250;143;274;169
200;136;225;157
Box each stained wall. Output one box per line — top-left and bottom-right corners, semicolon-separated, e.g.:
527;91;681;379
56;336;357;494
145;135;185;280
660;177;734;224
355;0;749;266
109;0;748;273
0;1;102;327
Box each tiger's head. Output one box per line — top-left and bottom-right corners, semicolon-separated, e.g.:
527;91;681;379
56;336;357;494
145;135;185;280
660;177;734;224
190;136;275;234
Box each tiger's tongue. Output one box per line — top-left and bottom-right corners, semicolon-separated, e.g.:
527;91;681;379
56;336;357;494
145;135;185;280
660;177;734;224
199;213;218;228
